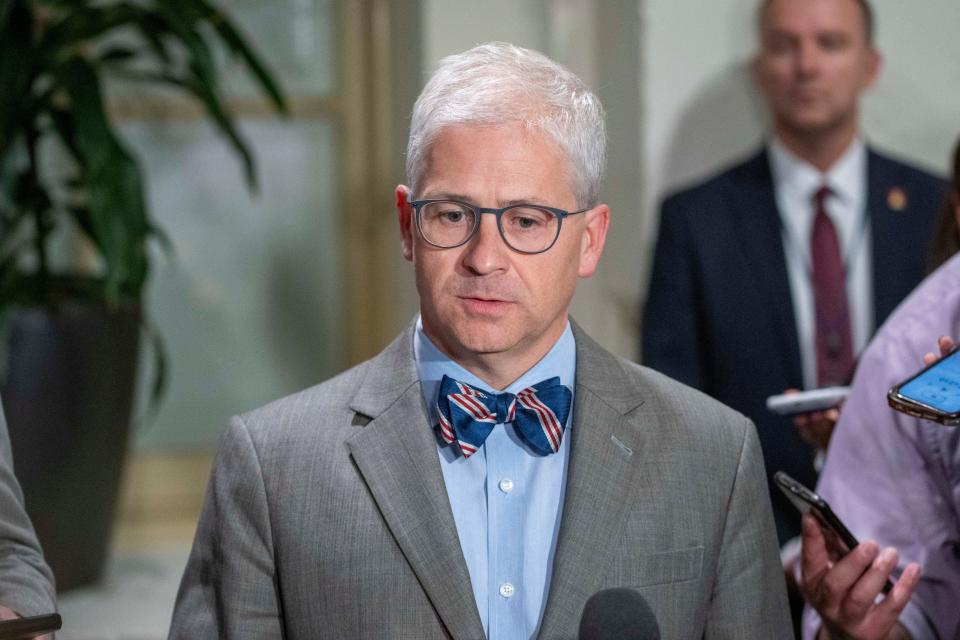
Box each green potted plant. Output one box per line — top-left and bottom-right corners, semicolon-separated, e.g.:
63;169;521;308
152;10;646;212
0;0;286;590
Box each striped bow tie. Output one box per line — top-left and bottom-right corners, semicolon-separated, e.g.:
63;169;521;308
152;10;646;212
436;375;572;458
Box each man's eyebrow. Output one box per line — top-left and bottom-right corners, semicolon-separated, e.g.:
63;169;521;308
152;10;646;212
418;192;473;202
501;198;553;207
417;193;553;207
763;28;798;41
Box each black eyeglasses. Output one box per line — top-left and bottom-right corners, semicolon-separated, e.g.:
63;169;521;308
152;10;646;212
409;199;587;254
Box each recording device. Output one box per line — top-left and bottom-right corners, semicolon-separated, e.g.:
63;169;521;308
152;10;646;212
888;347;960;425
774;471;892;594
578;587;661;640
765;386;849;416
0;613;62;640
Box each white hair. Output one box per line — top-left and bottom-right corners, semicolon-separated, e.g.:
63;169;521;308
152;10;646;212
405;42;606;208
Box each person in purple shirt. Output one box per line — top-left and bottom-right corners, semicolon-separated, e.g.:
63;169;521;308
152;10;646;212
799;140;960;640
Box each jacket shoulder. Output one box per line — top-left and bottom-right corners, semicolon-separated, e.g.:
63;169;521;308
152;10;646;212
230;357;378;449
869;147;947;188
628;359;749;425
590;346;754;455
660;149;766;214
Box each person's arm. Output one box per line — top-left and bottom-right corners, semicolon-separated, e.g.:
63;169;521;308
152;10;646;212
801;336;960;640
641;198;705;388
704;417;793;638
168;416;283;639
0;401;56;617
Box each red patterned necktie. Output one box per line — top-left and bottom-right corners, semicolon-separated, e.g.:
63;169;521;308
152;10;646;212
810;185;854;386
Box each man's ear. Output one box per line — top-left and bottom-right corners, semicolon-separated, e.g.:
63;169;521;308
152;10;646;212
396;185;414;262
578;203;610;278
863;49;882;91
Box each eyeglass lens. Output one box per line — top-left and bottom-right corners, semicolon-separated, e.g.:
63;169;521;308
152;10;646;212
418;201;560;253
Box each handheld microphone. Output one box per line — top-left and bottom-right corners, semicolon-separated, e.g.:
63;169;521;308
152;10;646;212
578;587;661;640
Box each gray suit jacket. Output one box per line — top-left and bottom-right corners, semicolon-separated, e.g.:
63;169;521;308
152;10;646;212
0;400;56;615
169;322;791;639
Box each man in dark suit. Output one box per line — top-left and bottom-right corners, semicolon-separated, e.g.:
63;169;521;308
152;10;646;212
170;42;792;638
642;0;945;544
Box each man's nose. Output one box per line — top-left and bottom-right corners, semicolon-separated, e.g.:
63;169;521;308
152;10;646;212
461;214;509;275
795;41;821;77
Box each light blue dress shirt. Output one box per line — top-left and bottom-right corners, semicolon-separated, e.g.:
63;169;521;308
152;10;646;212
415;317;576;640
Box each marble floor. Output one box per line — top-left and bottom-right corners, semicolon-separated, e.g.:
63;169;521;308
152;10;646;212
57;545;190;640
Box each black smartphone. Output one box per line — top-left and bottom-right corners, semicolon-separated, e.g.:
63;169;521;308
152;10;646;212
0;613;61;640
774;471;892;594
887;347;960;425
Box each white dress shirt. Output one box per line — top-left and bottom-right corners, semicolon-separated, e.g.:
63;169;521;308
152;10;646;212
768;137;873;389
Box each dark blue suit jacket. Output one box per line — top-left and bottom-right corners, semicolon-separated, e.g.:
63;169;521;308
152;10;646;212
641;146;946;543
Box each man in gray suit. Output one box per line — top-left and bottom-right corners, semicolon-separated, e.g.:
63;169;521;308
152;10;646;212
169;42;791;639
0;399;56;619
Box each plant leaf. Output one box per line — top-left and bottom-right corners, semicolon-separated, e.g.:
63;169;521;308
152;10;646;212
55;56;150;302
133;314;169;428
42;3;146;53
99;46;138;63
191;0;288;114
0;1;36;158
184;63;256;189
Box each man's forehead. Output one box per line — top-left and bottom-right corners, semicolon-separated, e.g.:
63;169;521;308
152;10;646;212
420;123;567;172
759;0;868;36
416;124;576;204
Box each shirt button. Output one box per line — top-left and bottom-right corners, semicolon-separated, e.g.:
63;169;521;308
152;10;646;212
498;478;514;493
499;582;515;598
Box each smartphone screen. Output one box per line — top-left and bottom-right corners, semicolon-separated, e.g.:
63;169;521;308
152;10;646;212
896;349;960;414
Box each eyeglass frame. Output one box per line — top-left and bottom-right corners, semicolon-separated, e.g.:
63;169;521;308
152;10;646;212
408;198;589;255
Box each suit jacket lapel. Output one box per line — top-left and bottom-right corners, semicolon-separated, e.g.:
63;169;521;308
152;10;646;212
867;149;907;326
728;149;803;385
538;325;654;637
346;327;483;639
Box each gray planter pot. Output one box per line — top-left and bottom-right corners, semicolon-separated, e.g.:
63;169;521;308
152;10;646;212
1;301;140;591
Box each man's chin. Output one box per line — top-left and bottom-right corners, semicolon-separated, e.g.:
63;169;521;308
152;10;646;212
423;313;515;354
449;329;518;357
779;112;849;138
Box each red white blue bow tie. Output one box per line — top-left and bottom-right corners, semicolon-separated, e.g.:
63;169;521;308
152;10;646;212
436;375;572;458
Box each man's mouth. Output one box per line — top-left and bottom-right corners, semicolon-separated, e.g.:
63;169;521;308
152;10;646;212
459;296;513;314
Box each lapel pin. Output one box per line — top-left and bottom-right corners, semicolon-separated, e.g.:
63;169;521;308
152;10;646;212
887;186;907;211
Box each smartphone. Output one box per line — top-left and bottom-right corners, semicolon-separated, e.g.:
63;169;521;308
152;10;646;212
888;347;960;425
0;613;62;640
774;471;892;594
766;386;849;416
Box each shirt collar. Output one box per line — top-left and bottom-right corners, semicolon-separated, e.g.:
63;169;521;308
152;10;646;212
768;136;866;209
414;315;577;428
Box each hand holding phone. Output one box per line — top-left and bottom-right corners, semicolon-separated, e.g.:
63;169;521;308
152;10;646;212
774;471;896;594
799;512;920;640
888;346;960;425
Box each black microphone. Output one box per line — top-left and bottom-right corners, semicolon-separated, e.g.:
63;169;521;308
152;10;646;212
578;587;661;640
